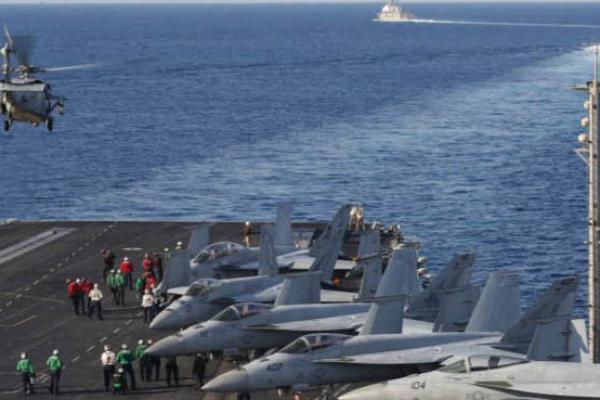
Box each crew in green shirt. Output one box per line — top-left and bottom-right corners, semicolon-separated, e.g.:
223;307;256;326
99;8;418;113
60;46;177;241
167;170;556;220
134;339;148;381
117;344;136;390
46;349;63;395
115;271;126;306
107;270;118;305
16;352;35;395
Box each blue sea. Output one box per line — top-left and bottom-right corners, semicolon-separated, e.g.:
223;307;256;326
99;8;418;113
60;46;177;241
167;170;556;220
0;2;599;312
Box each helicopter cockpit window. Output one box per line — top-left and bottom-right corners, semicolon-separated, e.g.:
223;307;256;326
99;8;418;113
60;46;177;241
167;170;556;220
280;338;311;354
439;359;468;374
193;242;245;263
305;334;351;352
211;306;241;322
185;280;221;297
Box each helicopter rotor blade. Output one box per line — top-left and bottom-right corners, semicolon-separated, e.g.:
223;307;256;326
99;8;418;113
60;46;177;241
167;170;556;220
3;23;14;50
36;63;102;73
11;35;34;66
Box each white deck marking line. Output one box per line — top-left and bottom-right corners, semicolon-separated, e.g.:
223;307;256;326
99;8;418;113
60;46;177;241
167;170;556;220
99;336;108;342
49;268;55;272
0;314;38;327
125;319;132;325
15;294;21;299
57;262;62;267
33;280;40;285
86;346;95;352
71;252;76;257
71;356;80;362
64;257;69;262
5;301;12;306
85;242;90;246
41;274;48;279
24;287;30;292
0;228;76;265
113;328;120;334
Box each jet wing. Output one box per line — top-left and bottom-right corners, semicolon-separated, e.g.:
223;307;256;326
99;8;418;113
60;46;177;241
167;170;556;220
474;382;600;399
166;286;189;296
321;289;356;303
316;347;456;366
245;314;365;333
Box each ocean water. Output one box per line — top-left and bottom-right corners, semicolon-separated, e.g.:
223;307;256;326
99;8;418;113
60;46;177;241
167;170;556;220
0;3;599;312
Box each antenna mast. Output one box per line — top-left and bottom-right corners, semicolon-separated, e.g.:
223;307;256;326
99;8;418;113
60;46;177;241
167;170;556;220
575;44;600;363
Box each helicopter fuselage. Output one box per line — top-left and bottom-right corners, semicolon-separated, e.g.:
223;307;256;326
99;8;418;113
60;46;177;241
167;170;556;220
0;79;51;123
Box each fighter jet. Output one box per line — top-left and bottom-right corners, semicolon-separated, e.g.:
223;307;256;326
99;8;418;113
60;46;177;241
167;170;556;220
146;239;431;357
150;205;355;331
157;203;357;295
147;241;482;356
339;350;594;400
201;274;578;396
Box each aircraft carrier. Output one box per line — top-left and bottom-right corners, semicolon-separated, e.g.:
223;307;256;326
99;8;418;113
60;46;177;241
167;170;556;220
0;220;337;399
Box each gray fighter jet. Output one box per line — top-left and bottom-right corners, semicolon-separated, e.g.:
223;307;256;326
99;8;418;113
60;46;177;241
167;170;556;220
146;241;430;357
201;275;578;395
157;203;357;295
147;241;482;356
339;350;595;400
150;205;355;331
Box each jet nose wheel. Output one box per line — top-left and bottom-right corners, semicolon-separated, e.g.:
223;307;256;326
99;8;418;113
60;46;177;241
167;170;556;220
46;117;53;132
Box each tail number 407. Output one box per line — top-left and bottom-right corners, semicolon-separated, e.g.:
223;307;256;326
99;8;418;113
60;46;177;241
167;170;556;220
266;363;282;372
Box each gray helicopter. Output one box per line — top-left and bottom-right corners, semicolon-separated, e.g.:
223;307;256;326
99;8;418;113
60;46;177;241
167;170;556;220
0;24;93;132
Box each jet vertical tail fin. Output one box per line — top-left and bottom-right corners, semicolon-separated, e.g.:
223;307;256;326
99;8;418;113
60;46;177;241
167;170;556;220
156;249;192;295
406;252;476;322
526;317;590;362
358;247;417;335
275;271;322;306
500;276;577;354
309;204;354;283
433;285;480;332
356;230;382;300
274;202;294;248
187;224;210;257
465;271;521;333
257;224;278;277
308;203;353;259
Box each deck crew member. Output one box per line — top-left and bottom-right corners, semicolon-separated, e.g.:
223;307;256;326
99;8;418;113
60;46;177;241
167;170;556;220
16;352;35;395
134;339;148;381
46;349;62;395
243;221;252;247
141;289;154;324
119;257;134;290
116;344;136;390
107;270;118;305
100;248;116;282
88;283;104;320
192;353;207;390
115;270;126;306
165;356;179;387
101;345;116;392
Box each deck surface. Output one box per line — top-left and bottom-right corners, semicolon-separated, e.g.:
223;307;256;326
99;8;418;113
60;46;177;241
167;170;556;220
0;220;330;399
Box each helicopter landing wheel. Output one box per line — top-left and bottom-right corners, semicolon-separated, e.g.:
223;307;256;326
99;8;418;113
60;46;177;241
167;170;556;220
3;120;10;132
46;117;54;132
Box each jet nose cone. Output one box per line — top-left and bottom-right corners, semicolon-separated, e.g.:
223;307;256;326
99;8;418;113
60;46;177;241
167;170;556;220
338;383;388;400
149;310;183;331
202;368;249;392
145;335;187;357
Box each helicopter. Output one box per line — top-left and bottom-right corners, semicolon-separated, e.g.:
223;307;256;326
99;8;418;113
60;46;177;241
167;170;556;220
0;24;94;132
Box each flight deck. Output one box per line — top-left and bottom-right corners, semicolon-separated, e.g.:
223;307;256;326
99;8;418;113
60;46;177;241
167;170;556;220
0;220;334;399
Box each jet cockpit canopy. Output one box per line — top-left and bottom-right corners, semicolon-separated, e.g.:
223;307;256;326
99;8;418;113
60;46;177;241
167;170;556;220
211;303;273;322
280;334;352;354
439;354;528;374
184;279;222;297
193;241;245;263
